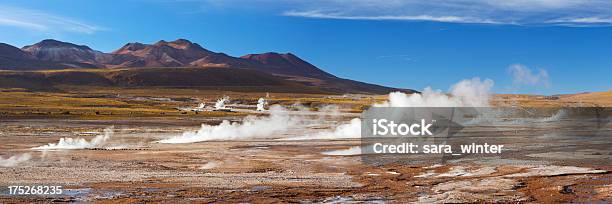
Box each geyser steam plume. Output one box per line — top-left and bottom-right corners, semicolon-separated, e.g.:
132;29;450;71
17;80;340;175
0;153;31;167
285;118;361;140
257;98;266;111
376;78;494;107
215;96;230;110
161;78;495;142
197;103;205;110
291;77;495;140
158;105;303;143
32;127;114;150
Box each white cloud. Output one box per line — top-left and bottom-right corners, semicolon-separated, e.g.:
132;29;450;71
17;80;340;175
376;54;414;61
547;16;612;25
0;5;102;34
508;64;550;88
283;10;503;24
165;0;612;26
482;0;590;10
273;0;612;26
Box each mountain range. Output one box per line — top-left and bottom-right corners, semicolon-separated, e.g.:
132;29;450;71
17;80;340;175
0;39;413;94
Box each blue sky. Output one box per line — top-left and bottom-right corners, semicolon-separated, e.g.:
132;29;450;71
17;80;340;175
0;0;611;94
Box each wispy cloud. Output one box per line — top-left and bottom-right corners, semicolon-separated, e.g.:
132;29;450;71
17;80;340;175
508;64;550;88
376;54;414;61
164;0;612;26
0;5;103;34
283;10;503;24
546;16;612;26
275;0;612;26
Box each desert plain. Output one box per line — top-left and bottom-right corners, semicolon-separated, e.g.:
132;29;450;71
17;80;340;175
0;88;610;203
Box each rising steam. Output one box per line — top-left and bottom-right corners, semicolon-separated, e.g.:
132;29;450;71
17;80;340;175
257;98;266;111
294;77;495;140
197;103;205;110
286;118;361;140
215;96;230;110
539;109;568;122
158;105;304;143
32;127;114;150
0;153;31;167
160;78;495;142
376;78;494;107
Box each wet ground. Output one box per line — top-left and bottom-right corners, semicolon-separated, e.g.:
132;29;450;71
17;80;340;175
0;114;610;203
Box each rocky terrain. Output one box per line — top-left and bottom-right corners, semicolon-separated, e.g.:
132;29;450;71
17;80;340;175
0;110;609;203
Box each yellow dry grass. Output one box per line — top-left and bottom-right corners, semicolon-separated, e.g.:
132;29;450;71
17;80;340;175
1;87;609;120
493;91;612;107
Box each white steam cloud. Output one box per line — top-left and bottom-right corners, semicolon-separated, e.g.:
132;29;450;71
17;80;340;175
215;96;230;110
0;153;31;167
160;78;495;142
290;77;495;140
32;127;114;150
286;118;362;140
158;105;304;143
257;98;266;111
508;64;550;88
376;77;494;107
197;103;205;110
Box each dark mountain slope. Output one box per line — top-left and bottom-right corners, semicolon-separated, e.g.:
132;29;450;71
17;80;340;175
240;52;335;79
0;39;415;94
